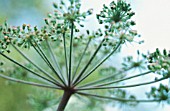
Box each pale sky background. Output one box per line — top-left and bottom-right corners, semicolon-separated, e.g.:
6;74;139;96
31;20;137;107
80;0;170;111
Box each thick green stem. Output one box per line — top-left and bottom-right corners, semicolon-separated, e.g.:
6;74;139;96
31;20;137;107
57;90;72;111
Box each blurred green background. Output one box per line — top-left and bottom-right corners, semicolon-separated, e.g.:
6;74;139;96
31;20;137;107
0;0;51;111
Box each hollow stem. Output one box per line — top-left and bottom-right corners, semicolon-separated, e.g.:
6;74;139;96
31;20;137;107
57;90;73;111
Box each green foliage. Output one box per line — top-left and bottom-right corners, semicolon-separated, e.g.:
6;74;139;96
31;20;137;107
28;89;61;111
0;79;32;111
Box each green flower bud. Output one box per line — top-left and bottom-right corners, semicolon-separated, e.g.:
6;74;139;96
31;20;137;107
7;50;10;53
156;48;160;55
96;14;100;19
44;18;49;25
130;21;136;26
103;43;107;46
154;64;162;70
86;30;90;35
34;26;38;32
59;6;63;9
129;30;137;35
75;29;79;32
4;21;8;27
0;61;4;66
87;9;93;15
22;24;27;30
75;4;81;9
128;12;135;17
105;25;109;29
148;65;154;71
48;13;52;18
51;20;56;25
163;49;167;56
27;24;31;31
80;24;84;27
99;20;103;24
53;2;58;8
61;1;65;5
7;28;11;33
162;63;169;69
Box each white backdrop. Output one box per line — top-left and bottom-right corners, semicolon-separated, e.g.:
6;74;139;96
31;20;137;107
80;0;170;111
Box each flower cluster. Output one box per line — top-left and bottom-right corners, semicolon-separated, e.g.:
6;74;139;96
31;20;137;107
95;1;140;48
147;49;170;78
146;84;170;102
0;0;95;54
0;23;39;52
52;0;93;25
96;1;134;24
121;53;146;71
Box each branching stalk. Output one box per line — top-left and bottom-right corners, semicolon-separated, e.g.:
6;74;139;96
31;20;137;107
31;42;55;71
57;90;73;111
91;71;152;87
0;53;63;88
77;92;161;102
73;38;105;85
77;77;168;90
0;74;60;89
32;41;66;85
46;40;66;84
73;41;122;86
68;22;74;86
79;66;134;87
63;32;69;85
72;38;91;82
12;44;60;85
